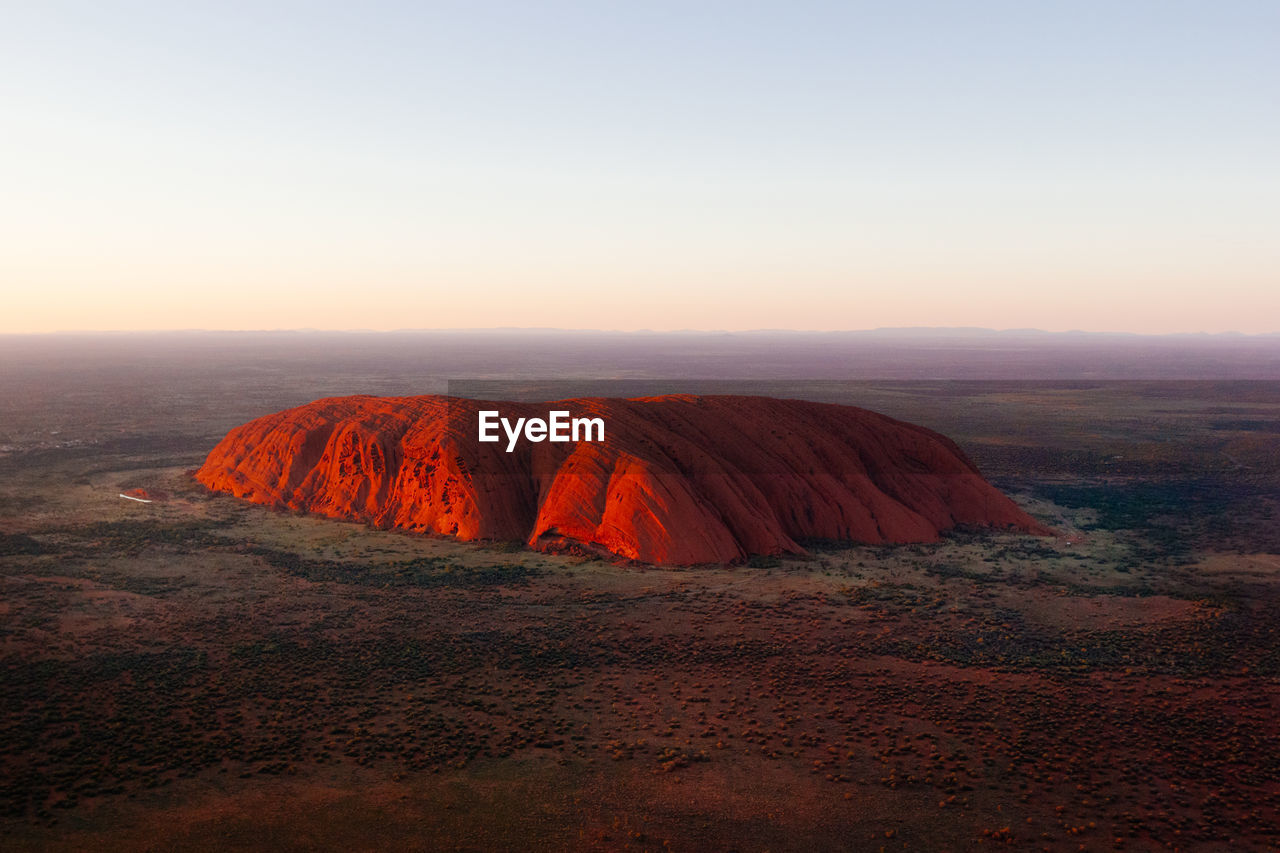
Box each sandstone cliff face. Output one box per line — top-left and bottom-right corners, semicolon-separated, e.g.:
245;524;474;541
196;395;1048;565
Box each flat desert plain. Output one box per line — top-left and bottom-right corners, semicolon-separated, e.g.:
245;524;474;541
2;354;1279;850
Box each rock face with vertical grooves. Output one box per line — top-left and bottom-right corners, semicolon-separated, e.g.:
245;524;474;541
195;395;1049;565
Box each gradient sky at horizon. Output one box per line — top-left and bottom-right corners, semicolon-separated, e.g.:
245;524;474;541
3;1;1278;334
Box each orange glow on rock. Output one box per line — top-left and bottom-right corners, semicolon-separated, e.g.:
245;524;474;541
195;395;1050;565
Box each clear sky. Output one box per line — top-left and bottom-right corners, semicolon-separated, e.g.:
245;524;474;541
3;1;1277;334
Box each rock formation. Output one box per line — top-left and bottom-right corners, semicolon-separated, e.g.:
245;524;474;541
196;395;1049;564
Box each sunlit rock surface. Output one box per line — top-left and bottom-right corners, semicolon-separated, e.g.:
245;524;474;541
196;395;1049;564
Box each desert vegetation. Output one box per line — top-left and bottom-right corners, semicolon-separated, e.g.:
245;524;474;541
2;379;1279;849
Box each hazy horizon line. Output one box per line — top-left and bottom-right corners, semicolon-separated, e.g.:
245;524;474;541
5;326;1280;339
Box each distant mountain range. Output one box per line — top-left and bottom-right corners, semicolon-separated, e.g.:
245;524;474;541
2;328;1278;380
